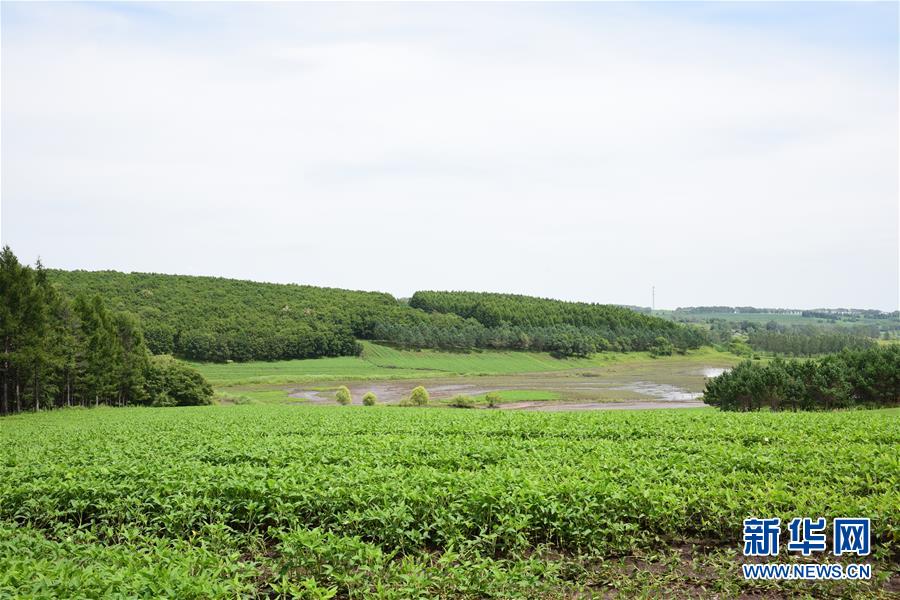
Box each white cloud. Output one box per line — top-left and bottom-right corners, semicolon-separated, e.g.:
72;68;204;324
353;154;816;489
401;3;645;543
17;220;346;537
2;2;897;308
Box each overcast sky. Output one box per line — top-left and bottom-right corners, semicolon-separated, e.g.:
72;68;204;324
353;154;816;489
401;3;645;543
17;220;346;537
2;2;898;310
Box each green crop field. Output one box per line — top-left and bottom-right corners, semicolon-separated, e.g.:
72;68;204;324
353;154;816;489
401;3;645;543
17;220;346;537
1;405;896;598
194;342;737;387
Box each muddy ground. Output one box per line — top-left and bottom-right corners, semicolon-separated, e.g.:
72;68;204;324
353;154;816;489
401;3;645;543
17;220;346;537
286;363;731;410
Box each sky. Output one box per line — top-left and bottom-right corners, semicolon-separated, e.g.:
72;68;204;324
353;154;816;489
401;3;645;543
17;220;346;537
2;2;898;310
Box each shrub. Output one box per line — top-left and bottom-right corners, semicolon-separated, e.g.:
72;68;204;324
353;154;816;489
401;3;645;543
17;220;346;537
484;392;502;408
362;392;377;406
648;337;674;357
409;386;429;406
335;386;352;405
145;355;213;407
449;395;475;409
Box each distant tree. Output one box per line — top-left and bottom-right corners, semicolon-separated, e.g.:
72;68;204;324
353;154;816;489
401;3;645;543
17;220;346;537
409;386;429;406
362;391;377;406
335;385;352;405
42;270;708;363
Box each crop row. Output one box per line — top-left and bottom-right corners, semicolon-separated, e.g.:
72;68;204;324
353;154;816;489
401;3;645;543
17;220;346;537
1;406;897;597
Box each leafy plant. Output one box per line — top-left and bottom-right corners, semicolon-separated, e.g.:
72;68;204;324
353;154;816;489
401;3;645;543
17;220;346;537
484;392;502;408
1;393;896;598
409;386;429;406
335;386;352;405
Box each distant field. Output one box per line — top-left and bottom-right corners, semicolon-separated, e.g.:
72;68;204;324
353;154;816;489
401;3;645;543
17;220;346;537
190;353;423;387
361;342;610;373
1;405;896;598
659;310;895;329
194;342;737;387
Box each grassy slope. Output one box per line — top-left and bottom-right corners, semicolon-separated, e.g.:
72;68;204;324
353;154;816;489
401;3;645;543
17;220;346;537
194;342;737;387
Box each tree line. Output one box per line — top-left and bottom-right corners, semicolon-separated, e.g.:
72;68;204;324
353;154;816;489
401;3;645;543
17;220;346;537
408;291;706;356
45;270;707;362
702;346;900;411
702;318;882;356
1;248;212;415
746;329;875;356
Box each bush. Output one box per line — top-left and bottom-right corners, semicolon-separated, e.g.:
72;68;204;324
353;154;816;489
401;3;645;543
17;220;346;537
648;337;674;357
449;395;475;408
409;386;429;406
362;392;377;406
145;355;214;407
335;386;352;405
484;392;502;408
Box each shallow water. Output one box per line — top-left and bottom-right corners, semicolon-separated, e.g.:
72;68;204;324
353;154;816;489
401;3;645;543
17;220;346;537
611;381;700;401
701;367;729;378
288;363;732;409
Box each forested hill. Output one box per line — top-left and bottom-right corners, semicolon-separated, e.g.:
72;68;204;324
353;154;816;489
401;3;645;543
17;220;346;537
47;270;399;361
47;270;706;362
411;291;675;330
409;291;706;354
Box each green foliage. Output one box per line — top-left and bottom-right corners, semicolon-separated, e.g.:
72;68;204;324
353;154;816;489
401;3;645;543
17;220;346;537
0;406;896;597
47;269;384;362
362;391;377;406
448;395;475;408
671;309;890;353
727;338;754;357
476;390;562;405
668;306;899;337
409;385;429;406
703;346;900;411
145;355;213;407
409;290;707;356
47;269;707;362
335;385;352;405
747;328;876;355
0;246;159;414
0;522;255;598
648;336;674;357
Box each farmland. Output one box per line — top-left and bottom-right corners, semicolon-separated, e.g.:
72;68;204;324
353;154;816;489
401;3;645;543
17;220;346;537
1;405;897;598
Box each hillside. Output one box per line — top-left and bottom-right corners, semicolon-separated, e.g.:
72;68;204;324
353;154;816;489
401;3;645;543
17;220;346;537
48;270;706;362
409;291;707;351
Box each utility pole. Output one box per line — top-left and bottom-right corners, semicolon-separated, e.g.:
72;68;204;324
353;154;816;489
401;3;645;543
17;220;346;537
652;286;655;312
